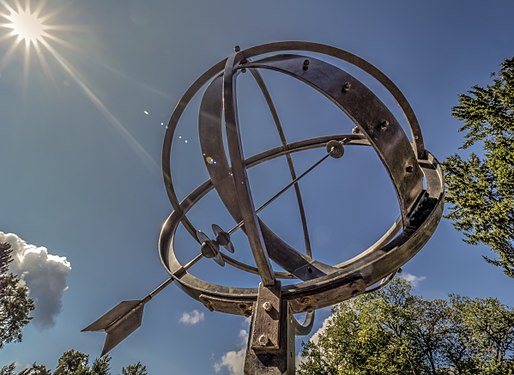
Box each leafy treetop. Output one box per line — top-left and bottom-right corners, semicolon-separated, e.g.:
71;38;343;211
444;57;514;277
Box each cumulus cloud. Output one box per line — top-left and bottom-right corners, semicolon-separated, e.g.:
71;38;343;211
295;315;333;368
0;232;71;329
307;314;332;347
179;309;205;325
214;329;248;375
214;347;245;375
399;272;426;287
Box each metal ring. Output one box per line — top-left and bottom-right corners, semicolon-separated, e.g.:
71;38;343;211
159;42;444;316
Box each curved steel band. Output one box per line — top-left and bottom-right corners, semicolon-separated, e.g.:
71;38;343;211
159;41;443;316
159;145;443;315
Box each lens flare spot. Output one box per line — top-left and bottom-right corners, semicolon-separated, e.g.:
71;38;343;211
4;5;47;46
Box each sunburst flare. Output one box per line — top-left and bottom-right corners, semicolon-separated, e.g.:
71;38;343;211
0;0;159;173
3;3;47;46
0;1;50;48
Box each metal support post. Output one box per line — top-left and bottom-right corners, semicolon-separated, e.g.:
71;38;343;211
244;282;296;374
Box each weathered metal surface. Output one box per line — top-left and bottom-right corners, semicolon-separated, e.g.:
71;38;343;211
198;77;337;281
158;146;443;314
82;300;143;356
85;42;444;372
251;282;282;352
159;44;443;315
292;311;315;336
245;300;296;375
163;42;426;247
243;54;424;224
223;53;276;286
248;68;312;258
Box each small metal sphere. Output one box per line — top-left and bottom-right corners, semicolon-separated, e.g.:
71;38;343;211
326;140;344;158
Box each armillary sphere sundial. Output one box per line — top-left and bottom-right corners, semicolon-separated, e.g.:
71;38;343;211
83;41;444;374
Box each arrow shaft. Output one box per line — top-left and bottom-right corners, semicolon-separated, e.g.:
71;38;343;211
228;152;332;235
144;253;203;303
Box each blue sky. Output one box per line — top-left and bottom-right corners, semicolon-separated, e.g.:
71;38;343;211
0;0;513;374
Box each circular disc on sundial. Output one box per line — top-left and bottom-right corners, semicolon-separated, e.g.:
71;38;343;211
84;41;444;373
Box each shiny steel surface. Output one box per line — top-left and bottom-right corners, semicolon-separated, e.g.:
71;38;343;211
86;42;444;372
248;68;313;258
159;42;443;312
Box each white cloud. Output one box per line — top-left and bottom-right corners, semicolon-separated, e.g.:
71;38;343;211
214;324;249;375
296;314;333;368
179;309;204;325
0;232;71;329
214;347;245;375
399;272;426;287
307;314;332;347
238;329;249;341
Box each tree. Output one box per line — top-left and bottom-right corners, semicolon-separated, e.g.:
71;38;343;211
2;350;147;375
298;279;514;375
0;242;34;348
91;357;111;375
121;363;147;375
54;350;93;375
18;363;52;375
444;57;514;278
1;244;146;374
0;364;16;375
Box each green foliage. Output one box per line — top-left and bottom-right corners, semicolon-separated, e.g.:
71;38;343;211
444;57;514;278
298;279;514;375
54;350;91;375
1;246;145;375
0;243;12;275
121;363;147;375
0;364;15;375
18;363;52;375
0;350;146;375
0;243;34;349
91;357;111;375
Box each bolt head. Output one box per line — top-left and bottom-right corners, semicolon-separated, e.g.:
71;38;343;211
380;120;390;131
262;301;273;312
342;81;351;92
326;140;344;159
258;334;268;346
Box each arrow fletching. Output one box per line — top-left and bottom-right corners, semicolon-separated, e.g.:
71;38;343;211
197;229;225;266
196;230;210;244
212;224;235;253
213;251;225;267
82;300;144;356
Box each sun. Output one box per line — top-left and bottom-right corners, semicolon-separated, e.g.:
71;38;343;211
5;5;47;46
0;1;159;170
0;0;62;81
0;1;49;47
